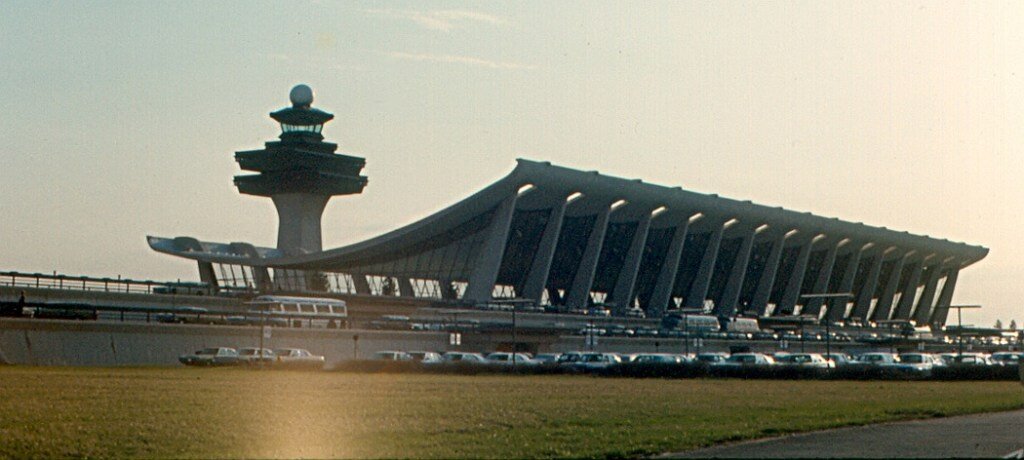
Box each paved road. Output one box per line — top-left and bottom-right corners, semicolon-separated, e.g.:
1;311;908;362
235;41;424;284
669;409;1024;458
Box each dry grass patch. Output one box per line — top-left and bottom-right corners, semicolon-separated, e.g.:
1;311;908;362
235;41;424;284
0;367;1021;458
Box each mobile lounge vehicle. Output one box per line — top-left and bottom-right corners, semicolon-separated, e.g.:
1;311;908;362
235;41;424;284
246;295;348;328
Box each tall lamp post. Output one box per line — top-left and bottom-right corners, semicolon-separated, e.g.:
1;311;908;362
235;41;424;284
800;293;853;362
947;304;982;361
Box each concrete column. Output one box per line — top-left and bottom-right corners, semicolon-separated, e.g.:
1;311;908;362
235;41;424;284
850;248;888;321
352;274;371;295
825;243;865;323
684;220;727;309
521;199;568;303
648;218;692;316
715;225;760;317
802;239;843;317
749;231;789;316
439;279;457;300
777;234;818;315
464;194;518;303
253;267;273;293
871;252;909;321
609;212;653;310
197;262;220;294
912;262;946;325
566;206;613;309
399;278;416;298
271;193;330;255
929;268;960;327
893;257;927;319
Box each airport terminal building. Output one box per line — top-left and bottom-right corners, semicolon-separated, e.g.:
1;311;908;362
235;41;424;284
148;87;988;327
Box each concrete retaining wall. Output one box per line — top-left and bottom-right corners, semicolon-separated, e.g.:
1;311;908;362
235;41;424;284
0;319;448;367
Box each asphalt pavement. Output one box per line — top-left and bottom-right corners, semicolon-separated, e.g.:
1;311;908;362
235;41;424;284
667;409;1024;458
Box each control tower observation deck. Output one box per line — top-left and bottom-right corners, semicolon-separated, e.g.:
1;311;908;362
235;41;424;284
233;85;367;255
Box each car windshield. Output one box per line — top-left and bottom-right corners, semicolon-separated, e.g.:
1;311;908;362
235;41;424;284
198;348;219;355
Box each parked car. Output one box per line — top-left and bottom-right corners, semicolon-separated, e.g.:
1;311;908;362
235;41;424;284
532;353;562;364
274;348;326;368
238;347;275;365
990;352;1023;366
371;350;413;361
407;351;444;364
556;351;586;365
714;353;775;367
775;353;834;368
823;353;853;366
945;353;994;366
852;352;899;366
179;347;241;366
585;307;611;317
485;352;536;366
442;352;488;364
574;352;622;370
632;353;687;364
895;353;943;374
695;352;728;364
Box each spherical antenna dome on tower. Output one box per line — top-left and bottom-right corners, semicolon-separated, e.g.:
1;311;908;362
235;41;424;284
289;84;314;108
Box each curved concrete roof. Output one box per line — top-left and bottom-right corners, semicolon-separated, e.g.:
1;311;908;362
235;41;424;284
148;158;988;269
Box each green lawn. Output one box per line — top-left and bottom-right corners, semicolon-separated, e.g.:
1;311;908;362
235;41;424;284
0;367;1021;458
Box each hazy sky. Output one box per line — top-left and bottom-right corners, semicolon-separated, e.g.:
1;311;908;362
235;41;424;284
2;1;1021;326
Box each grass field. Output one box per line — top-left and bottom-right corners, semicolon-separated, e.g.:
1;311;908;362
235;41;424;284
0;367;1021;458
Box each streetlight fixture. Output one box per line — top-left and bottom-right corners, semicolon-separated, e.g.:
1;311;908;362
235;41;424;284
801;293;853;362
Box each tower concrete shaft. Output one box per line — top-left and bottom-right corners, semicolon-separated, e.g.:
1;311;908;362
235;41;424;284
272;193;330;254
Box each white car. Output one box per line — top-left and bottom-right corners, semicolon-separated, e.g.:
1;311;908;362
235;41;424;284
775;353;834;368
179;347;241;367
632;353;687;364
371;350;413;361
407;351;444;364
442;352;488;364
238;347;275;365
897;353;944;372
574;352;622;370
714;353;775;367
853;352;900;366
485;352;536;366
945;352;994;366
274;348;326;369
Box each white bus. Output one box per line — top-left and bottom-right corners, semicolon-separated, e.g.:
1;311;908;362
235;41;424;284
247;295;348;328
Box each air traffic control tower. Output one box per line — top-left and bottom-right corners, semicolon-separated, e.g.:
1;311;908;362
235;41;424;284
234;85;367;255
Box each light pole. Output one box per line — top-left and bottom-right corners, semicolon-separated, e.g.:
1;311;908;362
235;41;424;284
511;306;518;369
800;293;853;361
948;304;982;361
